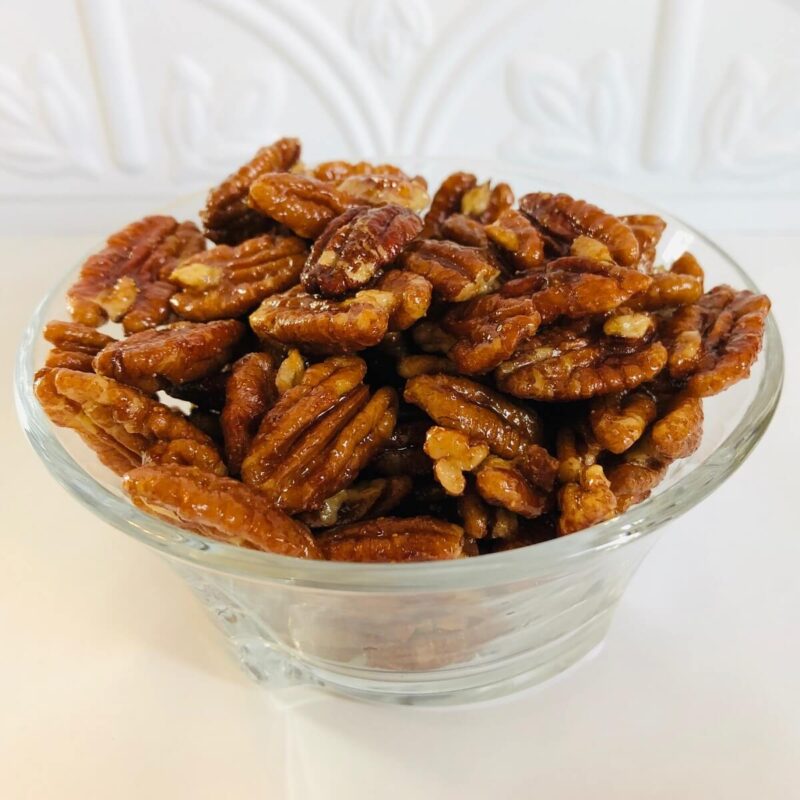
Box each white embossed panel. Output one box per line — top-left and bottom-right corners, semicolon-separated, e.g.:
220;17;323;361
0;0;799;234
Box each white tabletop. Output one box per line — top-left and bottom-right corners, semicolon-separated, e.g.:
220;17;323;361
1;234;797;799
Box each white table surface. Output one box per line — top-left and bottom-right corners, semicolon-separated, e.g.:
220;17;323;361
1;234;797;799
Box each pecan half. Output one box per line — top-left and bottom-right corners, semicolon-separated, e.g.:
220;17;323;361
495;323;667;401
424;426;490;495
619;214;667;273
93;320;245;394
241;356;397;513
368;418;432;477
220;352;276;475
421;171;477;238
475;456;550;518
123;465;320;557
401;239;500;302
300;476;412;528
460;181;514;224
301;205;423;297
558;464;618;535
317;516;465;562
43;320;115;372
374;269;433;331
35;368;223;475
440;214;488;248
67;216;205;333
248;173;354;238
201;137;300;244
336;173;429;212
589;390;657;454
309;160;412;182
485;208;544;271
168;233;308;321
404;373;543;457
457;491;520;540
519;192;640;266
627;255;704;311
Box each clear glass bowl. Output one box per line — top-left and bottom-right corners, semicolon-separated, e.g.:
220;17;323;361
15;159;783;705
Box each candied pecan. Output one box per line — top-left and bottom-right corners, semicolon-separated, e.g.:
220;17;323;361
495;323;667;401
250;286;395;353
123;465;320;558
569;235;613;262
310;160;411;183
404;373;543;457
300;476;412;528
602;310;656;340
650;394;704;461
317;516;465;562
374;269;433;331
589;390;657;454
396;354;458;378
369;419;432;477
457;491;519;540
439;294;542;374
424;426;490;495
93;320;244;394
556;423;603;484
485;208;544;271
558;464;617;535
143;438;227;476
35;368;222;475
67;216;205;332
336;173;429;212
670;251;704;279
475;456;550;518
619;215;666;273
301;205;423;297
275;348;306;394
517;443;560;492
461;181;514;224
519;192;640;266
440;214;488;248
248;173;354;239
165;371;228;412
421;171;477;237
627;261;704;311
663;286;770;395
220;352;276;475
241;357;397;513
606;456;667;512
43;320;115;372
201;137;300;244
401;239;500;302
501;257;652;324
168;233;307;321
411;319;457;355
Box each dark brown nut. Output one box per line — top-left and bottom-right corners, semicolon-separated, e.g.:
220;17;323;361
369;419;432;477
123;464;320;558
142;438;227;476
299;476;412;528
424;426;490;495
164;371;228;412
248;173;354;239
301;205;423;297
602;310;656;340
317;516;465;562
241;356;397;513
200;137;300;244
475;456;550;518
501;256;652;324
420;171;477;238
401;239;500;302
186;408;223;444
396;354;458;378
440;214;489;248
374;270;433;331
336;173;429;212
35;368;222;475
404;373;544;458
485;208;544;271
489;514;558;551
249;286;395;353
67;216;205;332
457;491;519;540
557;464;617;535
519;192;640;266
43;320;116;372
438;294;541;375
168;233;308;321
589;391;657;454
461;181;515;224
93;320;245;394
220;353;276;475
309;160;412;182
619;214;667;273
556;423;603;484
495;323;668;401
664;286;770;397
275;348;306;395
627;261;704;311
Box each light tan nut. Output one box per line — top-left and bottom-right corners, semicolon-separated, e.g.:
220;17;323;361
123;465;320;558
336;173;429;212
317;516;466;562
275;348;306;395
602;310;656;340
424;426;490;495
460;181;514;224
93;320;245;394
569;235;613;262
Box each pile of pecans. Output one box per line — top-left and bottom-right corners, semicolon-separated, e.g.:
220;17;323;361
35;137;771;562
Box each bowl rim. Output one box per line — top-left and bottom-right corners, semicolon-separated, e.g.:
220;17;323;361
14;159;784;591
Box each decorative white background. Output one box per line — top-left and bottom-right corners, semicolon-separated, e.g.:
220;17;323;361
1;0;799;233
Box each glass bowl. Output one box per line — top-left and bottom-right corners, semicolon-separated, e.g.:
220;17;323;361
15;158;783;705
